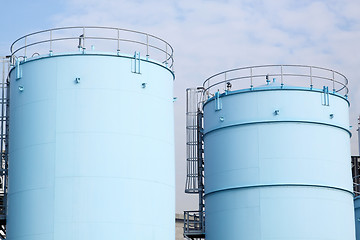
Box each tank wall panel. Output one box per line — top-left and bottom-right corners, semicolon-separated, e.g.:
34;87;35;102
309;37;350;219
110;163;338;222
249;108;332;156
8;54;175;240
206;187;355;240
204;123;352;193
204;90;349;133
203;89;355;240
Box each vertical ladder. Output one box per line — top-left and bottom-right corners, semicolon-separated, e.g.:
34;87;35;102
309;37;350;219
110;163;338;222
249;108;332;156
0;57;10;239
184;88;205;240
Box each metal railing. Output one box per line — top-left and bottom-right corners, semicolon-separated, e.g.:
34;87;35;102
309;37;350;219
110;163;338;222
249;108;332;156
203;65;348;98
184;211;205;239
354;176;360;197
10;26;174;70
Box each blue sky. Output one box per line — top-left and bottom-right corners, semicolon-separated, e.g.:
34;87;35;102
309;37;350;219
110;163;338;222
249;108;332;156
1;0;360;213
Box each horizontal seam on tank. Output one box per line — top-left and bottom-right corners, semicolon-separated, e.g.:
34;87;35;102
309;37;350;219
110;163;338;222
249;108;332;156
8;232;54;240
10;87;173;104
9;138;173;153
11;98;56;108
8;186;53;195
203;88;349;107
56;88;173;102
11;93;172;106
55;131;174;144
9;141;56;153
9;133;173;147
9;131;173;148
203;120;351;137
10;52;175;80
8;178;174;195
53;176;175;188
204;184;353;196
54;220;173;227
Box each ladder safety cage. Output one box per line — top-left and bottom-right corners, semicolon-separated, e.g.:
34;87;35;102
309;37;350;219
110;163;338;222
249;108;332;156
185;88;204;193
0;56;10;240
183;210;205;239
184;88;205;240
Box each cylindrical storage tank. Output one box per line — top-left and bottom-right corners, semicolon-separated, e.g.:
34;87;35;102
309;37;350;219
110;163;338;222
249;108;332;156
7;27;175;240
202;65;355;240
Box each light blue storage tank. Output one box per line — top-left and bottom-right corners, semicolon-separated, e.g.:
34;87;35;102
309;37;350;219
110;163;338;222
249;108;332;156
202;65;355;240
7;27;175;240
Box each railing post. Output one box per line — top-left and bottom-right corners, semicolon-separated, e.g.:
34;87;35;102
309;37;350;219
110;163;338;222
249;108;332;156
24;37;27;59
250;67;253;90
184;212;186;233
165;44;168;67
82;27;86;50
146;34;149;60
332;70;335;93
49;30;53;55
280;65;284;88
117;29;120;55
310;66;313;89
171;52;174;72
185;212;188;232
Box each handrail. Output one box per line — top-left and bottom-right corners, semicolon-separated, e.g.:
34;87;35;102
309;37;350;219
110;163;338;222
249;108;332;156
353;156;360;197
183;210;205;236
202;65;348;98
354;175;360;197
10;26;174;70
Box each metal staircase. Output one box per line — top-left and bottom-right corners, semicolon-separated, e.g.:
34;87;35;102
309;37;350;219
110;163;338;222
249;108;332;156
0;56;10;239
184;88;205;240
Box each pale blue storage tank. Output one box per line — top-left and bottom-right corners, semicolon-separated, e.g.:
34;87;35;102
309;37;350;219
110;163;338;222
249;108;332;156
7;27;175;240
202;65;355;240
